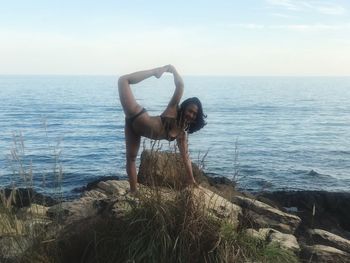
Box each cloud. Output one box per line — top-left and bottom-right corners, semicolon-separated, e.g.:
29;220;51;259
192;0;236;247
266;0;300;10
271;23;350;32
230;23;266;30
228;23;350;32
266;0;347;15
315;4;347;15
270;13;299;19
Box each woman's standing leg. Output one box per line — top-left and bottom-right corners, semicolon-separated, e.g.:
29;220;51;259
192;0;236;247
118;66;168;192
125;122;140;193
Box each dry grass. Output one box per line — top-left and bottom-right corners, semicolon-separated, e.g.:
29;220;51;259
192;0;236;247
1;134;299;262
27;184;299;263
0;129;63;262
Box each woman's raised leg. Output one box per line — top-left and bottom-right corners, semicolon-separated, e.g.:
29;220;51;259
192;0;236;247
118;66;168;117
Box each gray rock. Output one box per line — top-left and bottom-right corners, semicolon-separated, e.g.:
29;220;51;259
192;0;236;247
267;228;300;253
261;191;350;238
232;195;301;234
307;228;350;254
83;189;108;199
245;228;266;240
193;186;242;227
302;244;350;263
47;180;133;223
245;228;300;253
47;197;102;224
96;180;129;196
138;150;203;189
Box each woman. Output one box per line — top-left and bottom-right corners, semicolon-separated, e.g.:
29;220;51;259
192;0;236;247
118;65;206;193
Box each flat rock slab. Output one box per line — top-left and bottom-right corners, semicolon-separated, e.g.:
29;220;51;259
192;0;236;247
307;228;350;254
302;244;350;263
193;186;242;227
246;228;300;254
232;195;301;234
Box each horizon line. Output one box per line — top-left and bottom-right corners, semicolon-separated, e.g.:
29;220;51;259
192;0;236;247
1;74;350;78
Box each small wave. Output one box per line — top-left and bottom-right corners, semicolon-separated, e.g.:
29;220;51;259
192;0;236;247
238;176;275;192
292;169;333;179
329;150;350;155
240;166;263;176
255;179;274;189
308;169;320;176
306;169;332;178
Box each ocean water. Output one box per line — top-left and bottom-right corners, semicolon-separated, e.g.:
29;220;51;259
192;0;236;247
1;75;350;196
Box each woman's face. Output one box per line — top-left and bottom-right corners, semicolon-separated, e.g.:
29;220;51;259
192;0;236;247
183;103;198;123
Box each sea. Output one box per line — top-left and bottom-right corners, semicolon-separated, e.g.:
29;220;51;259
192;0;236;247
1;75;350;197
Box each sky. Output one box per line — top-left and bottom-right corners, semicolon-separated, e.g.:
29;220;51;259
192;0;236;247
1;0;350;76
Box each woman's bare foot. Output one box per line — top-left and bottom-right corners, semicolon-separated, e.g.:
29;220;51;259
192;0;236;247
165;64;175;74
185;178;199;188
154;65;168;78
128;189;141;197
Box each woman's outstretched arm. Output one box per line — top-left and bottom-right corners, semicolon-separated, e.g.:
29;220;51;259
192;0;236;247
167;65;184;107
162;65;184;116
177;132;197;186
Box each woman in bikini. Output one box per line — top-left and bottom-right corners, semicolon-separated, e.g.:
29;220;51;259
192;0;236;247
118;65;206;193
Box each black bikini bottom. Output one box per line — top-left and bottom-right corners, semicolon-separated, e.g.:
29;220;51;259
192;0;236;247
125;108;147;126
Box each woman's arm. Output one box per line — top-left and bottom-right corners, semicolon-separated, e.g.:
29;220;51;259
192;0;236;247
177;132;197;185
162;65;184;116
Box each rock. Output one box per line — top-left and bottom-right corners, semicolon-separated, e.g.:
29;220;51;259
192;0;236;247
72;175;120;193
0;187;57;208
47;197;102;224
83;189;108;199
137;150;240;202
307;228;350;254
53;177;242;228
245;228;300;254
193;186;242;227
232;195;301;234
22;204;49;218
47;180;133;223
267;229;300;253
206;175;236;187
245;228;267;240
301;244;350;263
261;191;350;238
96;180;129;196
138;150;203;189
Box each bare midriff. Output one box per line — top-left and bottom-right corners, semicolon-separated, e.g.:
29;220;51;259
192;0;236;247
131;114;166;139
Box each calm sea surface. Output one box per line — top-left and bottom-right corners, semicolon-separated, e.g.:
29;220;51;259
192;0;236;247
1;75;350;196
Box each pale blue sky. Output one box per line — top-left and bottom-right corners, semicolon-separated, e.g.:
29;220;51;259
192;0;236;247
1;0;350;75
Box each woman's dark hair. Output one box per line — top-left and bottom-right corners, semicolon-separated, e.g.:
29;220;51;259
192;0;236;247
178;97;207;134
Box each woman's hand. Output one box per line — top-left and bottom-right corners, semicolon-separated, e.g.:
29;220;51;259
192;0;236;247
166;64;176;74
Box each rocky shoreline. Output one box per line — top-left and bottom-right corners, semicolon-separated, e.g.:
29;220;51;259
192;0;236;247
1;150;350;262
259;191;350;239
